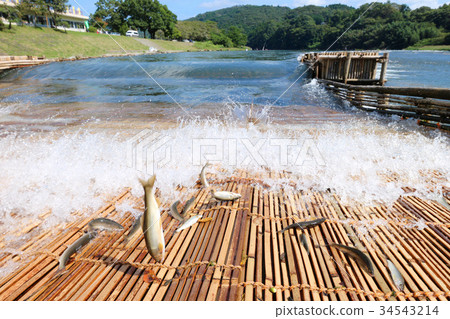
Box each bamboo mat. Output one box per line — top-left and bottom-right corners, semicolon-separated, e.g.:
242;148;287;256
0;170;449;301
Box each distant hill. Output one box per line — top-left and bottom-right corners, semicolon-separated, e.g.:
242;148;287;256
187;5;291;34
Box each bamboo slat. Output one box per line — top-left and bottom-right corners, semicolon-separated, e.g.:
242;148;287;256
0;170;449;301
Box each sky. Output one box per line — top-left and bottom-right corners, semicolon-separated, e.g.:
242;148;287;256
69;0;449;20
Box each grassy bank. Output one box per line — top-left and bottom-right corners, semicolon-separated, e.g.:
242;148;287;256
0;25;149;59
0;25;248;59
406;45;450;51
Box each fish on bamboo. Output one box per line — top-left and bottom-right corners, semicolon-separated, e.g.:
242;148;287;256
88;218;124;232
58;231;97;270
182;196;196;216
141;175;165;263
278;218;326;234
387;259;405;291
175;215;203;233
435;196;450;211
169;200;185;222
199;162;212;187
123;214;143;242
300;233;310;255
330;243;374;276
211;189;241;201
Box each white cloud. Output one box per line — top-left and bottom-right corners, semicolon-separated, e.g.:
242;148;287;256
200;0;239;9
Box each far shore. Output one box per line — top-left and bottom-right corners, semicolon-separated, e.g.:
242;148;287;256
0;25;249;61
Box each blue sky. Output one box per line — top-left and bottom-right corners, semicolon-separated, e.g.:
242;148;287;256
69;0;449;20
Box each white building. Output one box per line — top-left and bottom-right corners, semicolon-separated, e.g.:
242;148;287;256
0;0;89;32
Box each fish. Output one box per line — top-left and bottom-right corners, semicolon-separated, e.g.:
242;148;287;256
169;200;185;222
123;214;143;242
435;196;450;211
211;190;241;201
175;215;203;233
330;243;375;277
182;196;196;216
141;176;165;263
87;218;124;232
199;162;211;187
278;218;326;233
300;233;310;255
58;231;97;270
387;259;405;291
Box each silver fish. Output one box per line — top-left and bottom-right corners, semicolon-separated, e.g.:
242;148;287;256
124;214;143;242
59;232;96;270
182;196;196;216
200;162;211;187
278;218;326;233
169;200;185;222
141;176;165;263
175;215;203;233
387;259;405;291
88;218;124;232
212;190;241;201
300;233;310;255
435;196;450;211
330;243;374;276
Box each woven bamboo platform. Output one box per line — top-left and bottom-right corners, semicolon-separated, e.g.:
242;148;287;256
0;170;449;301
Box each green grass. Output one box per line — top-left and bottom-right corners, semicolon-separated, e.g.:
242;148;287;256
406;34;450;51
406;45;450;51
0;25;148;59
0;26;248;59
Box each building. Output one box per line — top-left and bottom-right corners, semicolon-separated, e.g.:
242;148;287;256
0;0;89;32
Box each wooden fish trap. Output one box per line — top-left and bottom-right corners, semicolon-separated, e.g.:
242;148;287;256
320;80;450;131
0;170;449;301
0;56;49;71
300;51;389;86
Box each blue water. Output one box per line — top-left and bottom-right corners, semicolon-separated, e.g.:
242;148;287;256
0;50;448;107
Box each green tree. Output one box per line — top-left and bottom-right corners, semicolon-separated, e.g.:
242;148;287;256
0;3;20;29
121;0;176;39
93;0;124;32
16;0;68;28
226;26;247;47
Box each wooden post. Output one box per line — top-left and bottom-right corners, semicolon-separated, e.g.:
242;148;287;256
343;52;352;84
379;52;389;86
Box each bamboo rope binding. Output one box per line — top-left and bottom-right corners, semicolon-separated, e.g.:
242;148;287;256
33;251;242;271
237;281;450;300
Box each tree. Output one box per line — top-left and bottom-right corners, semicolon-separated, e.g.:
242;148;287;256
16;0;68;28
93;0;124;32
121;0;176;39
226;26;247;47
0;3;20;29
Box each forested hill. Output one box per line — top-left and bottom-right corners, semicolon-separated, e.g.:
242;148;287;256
188;3;450;50
187;5;291;35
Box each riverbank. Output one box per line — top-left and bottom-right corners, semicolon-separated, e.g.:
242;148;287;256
0;26;248;60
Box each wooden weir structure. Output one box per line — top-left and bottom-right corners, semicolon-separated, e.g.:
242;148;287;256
0;56;50;71
300;51;450;130
0;169;449;301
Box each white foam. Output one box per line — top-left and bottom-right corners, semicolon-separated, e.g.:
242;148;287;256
0;113;448;278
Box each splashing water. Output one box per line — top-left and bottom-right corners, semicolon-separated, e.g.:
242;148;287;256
0;50;449;278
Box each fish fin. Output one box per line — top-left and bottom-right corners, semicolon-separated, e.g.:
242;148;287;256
140;175;156;188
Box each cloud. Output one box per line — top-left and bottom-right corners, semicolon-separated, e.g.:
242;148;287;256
200;0;239;9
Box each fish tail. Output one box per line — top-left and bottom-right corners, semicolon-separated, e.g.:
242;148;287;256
140;175;156;188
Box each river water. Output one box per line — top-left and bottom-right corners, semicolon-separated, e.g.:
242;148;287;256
0;50;449;276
